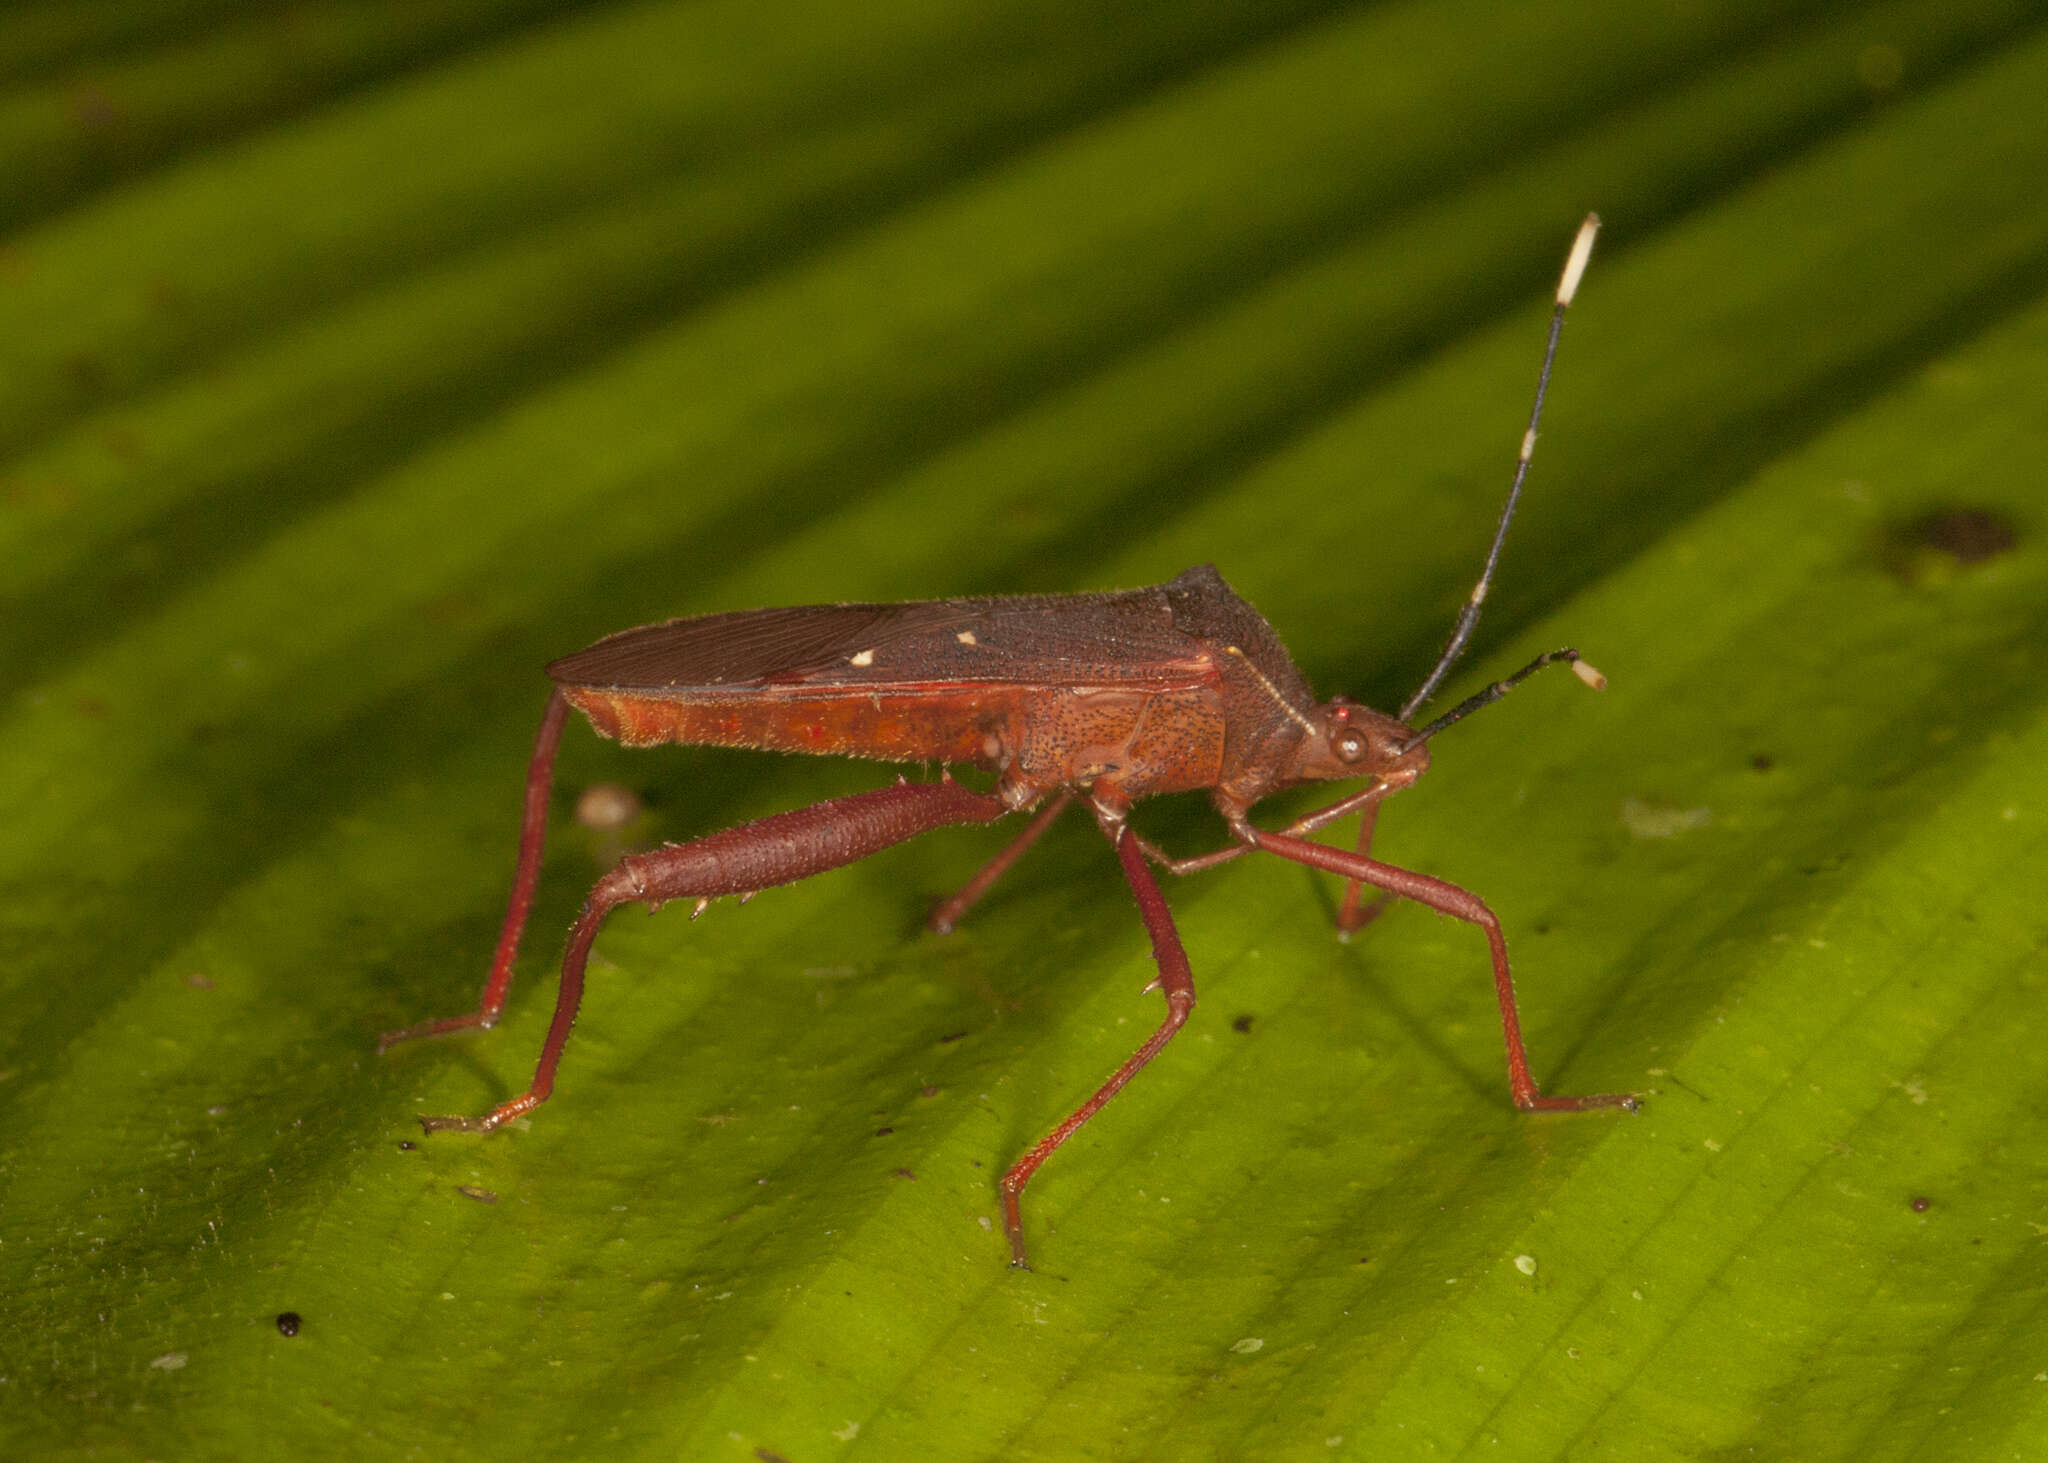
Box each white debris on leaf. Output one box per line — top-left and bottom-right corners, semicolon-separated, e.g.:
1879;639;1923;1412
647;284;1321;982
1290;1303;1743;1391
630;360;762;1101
1620;798;1712;839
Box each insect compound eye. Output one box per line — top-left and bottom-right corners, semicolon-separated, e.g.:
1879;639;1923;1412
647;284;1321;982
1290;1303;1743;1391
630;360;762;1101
1332;728;1369;763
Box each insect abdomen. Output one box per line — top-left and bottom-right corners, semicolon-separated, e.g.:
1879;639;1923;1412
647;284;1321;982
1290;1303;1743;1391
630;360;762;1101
561;684;1014;766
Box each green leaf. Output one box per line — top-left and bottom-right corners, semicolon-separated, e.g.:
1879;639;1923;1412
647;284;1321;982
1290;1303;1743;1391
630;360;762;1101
6;2;2048;1458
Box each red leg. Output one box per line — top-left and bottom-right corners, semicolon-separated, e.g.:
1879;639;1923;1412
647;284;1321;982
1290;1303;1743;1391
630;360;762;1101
1130;830;1247;877
395;778;1010;1134
1334;801;1395;936
1251;828;1636;1113
1133;778;1405;880
380;690;570;1052
928;790;1072;934
1001;820;1196;1269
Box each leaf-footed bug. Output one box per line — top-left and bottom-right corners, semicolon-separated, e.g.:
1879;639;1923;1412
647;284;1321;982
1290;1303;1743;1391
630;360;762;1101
382;216;1637;1268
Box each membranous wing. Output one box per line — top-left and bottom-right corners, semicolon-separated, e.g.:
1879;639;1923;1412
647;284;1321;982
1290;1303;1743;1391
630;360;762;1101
548;580;1221;697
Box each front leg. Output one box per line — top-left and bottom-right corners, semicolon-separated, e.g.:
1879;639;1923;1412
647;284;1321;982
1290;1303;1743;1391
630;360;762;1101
1251;828;1637;1114
1131;777;1402;885
389;778;1009;1135
1333;801;1394;937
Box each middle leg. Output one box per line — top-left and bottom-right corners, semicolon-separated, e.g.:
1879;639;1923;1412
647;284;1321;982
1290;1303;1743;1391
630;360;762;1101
1000;817;1196;1269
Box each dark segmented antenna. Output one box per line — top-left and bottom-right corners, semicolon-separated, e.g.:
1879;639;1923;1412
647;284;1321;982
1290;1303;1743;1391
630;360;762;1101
1400;646;1605;753
1400;214;1601;724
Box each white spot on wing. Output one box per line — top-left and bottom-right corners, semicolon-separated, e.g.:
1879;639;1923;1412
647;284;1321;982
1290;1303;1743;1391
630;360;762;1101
849;648;875;667
956;630;977;645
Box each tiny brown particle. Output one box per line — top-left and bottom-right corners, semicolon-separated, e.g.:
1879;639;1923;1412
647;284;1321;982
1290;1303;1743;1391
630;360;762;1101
1885;507;2021;583
1915;508;2017;564
276;1312;302;1337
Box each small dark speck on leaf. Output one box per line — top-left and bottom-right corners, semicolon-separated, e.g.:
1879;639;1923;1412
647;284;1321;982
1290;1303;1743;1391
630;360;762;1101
1232;1014;1255;1034
756;1450;793;1463
1918;508;2017;562
397;1141;416;1151
939;1030;967;1044
455;1185;499;1204
65;355;106;393
1752;754;1775;772
874;1126;893;1137
1911;1195;1932;1213
919;1084;940;1098
893;1168;916;1180
276;1312;301;1337
1885;507;2019;583
72;85;120;130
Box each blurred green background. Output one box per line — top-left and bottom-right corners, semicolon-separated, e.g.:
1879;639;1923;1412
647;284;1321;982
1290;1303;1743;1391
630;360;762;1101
4;2;2048;1458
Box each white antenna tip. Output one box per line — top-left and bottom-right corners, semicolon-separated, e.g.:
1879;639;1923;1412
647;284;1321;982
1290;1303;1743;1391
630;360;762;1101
1557;213;1600;306
1571;657;1607;691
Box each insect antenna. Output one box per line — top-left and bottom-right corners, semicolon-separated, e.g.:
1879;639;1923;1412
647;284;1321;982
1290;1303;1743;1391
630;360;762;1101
1400;213;1600;724
1399;648;1604;753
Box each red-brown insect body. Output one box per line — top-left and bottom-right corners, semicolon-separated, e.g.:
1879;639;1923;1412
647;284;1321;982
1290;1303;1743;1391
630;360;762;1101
552;564;1427;821
382;216;1633;1270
